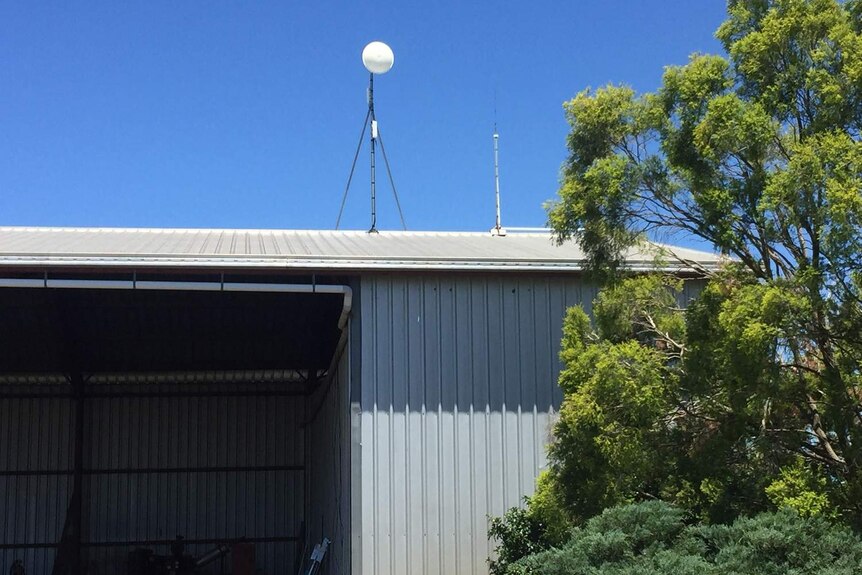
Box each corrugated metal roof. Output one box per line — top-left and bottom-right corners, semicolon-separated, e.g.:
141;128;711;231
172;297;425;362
0;226;723;272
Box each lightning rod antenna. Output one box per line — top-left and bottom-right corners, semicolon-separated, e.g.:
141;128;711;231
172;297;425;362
491;125;506;236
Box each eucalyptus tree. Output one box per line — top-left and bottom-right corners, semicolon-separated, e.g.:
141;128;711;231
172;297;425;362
545;0;862;523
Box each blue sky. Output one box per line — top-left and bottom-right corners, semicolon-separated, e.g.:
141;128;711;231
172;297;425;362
0;2;728;231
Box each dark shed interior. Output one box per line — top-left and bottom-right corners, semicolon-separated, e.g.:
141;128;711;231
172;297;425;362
0;277;347;575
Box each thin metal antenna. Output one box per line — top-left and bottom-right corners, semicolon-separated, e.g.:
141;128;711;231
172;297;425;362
491;125;506;236
368;73;378;233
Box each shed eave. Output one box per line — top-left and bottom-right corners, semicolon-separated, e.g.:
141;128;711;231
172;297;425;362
0;255;721;273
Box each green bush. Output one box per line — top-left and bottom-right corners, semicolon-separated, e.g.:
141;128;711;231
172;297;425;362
499;501;862;575
488;506;549;575
488;472;571;575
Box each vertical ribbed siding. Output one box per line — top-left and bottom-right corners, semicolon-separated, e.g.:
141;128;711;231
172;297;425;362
0;380;305;575
357;274;591;575
82;386;304;574
0;389;73;575
307;338;351;575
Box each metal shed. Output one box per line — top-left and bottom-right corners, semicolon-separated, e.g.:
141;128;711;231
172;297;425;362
0;227;720;575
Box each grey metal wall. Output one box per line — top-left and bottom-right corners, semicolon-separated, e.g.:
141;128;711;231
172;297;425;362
354;274;705;575
306;338;351;575
0;377;306;575
0;384;73;575
355;274;594;575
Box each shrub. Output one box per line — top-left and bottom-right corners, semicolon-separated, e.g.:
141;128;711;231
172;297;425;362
488;473;571;575
500;501;862;575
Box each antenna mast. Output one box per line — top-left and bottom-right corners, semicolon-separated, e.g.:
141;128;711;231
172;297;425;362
335;41;407;233
369;74;378;233
491;126;506;236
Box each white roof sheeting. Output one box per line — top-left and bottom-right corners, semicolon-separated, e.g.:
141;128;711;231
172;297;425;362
0;226;723;272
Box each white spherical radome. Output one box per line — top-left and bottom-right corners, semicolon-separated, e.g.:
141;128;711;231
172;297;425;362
362;41;394;74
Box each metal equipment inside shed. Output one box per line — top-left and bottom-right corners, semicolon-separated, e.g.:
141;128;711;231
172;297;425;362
0;274;353;575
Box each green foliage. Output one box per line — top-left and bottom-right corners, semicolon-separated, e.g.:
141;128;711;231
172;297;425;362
500;501;862;575
527;471;571;547
548;275;797;525
553;334;675;518
544;0;862;526
488;478;574;575
765;457;835;517
488;506;549;575
549;0;862;283
593;274;684;345
488;473;571;574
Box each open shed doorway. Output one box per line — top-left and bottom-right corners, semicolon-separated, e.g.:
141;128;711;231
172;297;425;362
0;278;352;575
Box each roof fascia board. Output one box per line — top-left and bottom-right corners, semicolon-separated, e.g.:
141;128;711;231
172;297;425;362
0;256;719;274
